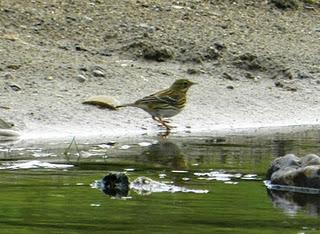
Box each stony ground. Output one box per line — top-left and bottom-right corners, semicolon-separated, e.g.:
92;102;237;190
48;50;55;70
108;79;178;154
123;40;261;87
0;0;320;140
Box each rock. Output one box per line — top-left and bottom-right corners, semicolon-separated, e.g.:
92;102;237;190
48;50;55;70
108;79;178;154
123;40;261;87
266;154;320;189
74;43;89;52
245;72;256;80
103;31;118;41
92;67;105;77
8;83;22;91
222;72;238;81
142;45;174;62
76;74;87;83
79;66;88;72
6;64;22;70
270;0;300;9
266;154;300;179
100;173;130;197
274;81;284;88
213;41;226;51
204;46;220;60
4;73;14;79
187;68;200;75
226;85;234;90
124;41;174;62
274;81;297;91
234;53;268;71
300;154;320;167
45;76;54;81
285;86;297;92
297;70;314;79
138;23;156;33
98;48;112;57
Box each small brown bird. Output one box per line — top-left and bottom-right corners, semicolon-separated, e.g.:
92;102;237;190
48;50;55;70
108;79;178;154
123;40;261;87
117;79;196;130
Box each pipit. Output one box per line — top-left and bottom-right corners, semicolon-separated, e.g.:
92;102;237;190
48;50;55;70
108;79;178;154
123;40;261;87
117;79;196;130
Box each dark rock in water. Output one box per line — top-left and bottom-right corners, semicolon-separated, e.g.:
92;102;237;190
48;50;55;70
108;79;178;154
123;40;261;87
94;171;208;197
300;154;320;166
266;154;300;179
267;154;320;189
101;173;129;197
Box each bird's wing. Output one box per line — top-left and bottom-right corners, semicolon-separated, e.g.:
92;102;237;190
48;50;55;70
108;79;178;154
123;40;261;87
135;91;179;107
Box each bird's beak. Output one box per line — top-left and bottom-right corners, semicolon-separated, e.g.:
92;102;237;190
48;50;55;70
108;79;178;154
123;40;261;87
190;81;198;86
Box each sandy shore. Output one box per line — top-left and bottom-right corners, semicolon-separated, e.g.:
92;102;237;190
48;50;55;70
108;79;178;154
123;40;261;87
1;1;319;141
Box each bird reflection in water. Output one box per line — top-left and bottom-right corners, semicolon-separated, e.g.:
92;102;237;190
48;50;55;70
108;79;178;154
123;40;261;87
141;140;187;170
267;189;320;216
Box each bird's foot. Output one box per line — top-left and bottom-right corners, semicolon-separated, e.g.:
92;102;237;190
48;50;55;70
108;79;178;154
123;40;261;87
158;128;171;138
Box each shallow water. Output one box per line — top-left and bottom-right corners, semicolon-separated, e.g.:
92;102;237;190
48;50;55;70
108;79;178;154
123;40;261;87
0;129;320;234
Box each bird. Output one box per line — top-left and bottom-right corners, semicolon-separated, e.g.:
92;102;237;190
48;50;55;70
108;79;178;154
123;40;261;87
116;79;197;131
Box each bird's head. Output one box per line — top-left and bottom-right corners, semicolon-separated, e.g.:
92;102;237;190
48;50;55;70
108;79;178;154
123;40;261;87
170;79;197;92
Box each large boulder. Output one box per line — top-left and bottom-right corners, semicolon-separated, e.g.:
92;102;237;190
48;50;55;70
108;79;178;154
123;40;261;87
267;154;320;189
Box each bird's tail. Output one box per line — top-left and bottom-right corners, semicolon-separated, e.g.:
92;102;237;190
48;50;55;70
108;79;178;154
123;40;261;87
115;103;135;108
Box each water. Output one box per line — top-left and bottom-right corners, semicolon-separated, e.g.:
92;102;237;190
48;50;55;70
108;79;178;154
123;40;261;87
0;129;320;234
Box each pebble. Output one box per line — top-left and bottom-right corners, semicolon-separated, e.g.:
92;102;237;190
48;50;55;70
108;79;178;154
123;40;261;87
76;74;87;83
4;73;14;79
222;72;238;81
187;68;200;74
226;85;234;90
297;71;313;79
6;64;21;70
245;72;255;80
92;69;105;77
274;81;284;88
8;83;22;91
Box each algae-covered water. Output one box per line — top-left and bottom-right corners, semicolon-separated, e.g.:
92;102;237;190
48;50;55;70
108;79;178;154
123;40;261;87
0;129;319;234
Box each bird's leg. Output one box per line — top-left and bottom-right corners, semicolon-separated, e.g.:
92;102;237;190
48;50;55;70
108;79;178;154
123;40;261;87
152;116;162;124
152;116;170;129
158;128;171;138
